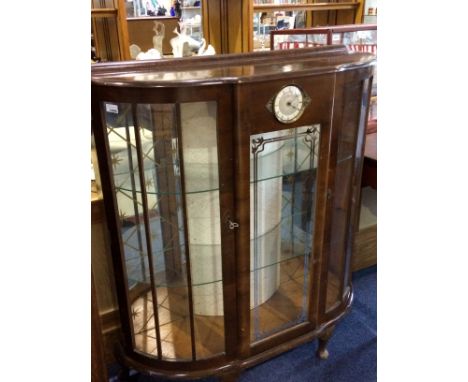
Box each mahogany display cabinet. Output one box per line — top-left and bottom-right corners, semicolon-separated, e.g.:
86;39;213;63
91;46;375;381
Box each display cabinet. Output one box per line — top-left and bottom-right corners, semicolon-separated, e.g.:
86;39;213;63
126;16;180;56
91;46;375;381
122;1;205;58
180;1;203;42
270;23;377;53
361;0;377;24
251;0;361;51
91;0;130;61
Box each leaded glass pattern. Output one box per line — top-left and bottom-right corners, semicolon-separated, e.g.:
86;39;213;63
250;125;320;342
102;101;225;360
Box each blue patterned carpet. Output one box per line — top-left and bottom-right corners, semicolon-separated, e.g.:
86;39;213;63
110;266;377;382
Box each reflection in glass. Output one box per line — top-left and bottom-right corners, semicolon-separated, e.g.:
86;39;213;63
325;80;368;313
180;102;225;358
102;100;224;360
273;32;328;51
253;3;306;51
332;30;377;54
250;125;321;342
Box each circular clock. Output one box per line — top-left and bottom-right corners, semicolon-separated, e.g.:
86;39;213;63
273;85;306;124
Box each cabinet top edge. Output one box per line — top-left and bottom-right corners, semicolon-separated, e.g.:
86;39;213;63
91;47;375;88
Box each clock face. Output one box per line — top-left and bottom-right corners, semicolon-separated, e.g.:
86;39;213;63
273;85;306;124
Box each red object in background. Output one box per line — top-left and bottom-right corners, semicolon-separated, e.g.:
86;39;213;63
366;119;377;135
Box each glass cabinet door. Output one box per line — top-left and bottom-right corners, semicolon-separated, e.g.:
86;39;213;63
250;125;321;342
101;100;225;360
253;0;307;51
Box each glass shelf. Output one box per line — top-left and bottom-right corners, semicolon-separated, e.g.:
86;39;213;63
127;274;223;290
116;167;319;195
115;164;219;195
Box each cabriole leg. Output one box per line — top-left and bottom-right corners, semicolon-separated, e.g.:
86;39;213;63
316;325;335;360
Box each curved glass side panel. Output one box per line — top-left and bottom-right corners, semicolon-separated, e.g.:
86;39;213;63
102;101;224;361
250;125;321;342
325;80;369;313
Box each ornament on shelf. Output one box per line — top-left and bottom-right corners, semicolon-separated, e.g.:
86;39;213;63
197;38;215;56
170;21;201;58
136;48;162;60
152;21;165;53
129;44;142;59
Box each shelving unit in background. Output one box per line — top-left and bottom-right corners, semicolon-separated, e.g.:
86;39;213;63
361;0;377;24
180;5;203;41
91;0;130;61
251;0;362;51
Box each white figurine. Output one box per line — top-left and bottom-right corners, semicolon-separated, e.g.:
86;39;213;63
136;48;162;60
197;38;216;56
129;44;142;59
152;21;165;53
170;22;201;58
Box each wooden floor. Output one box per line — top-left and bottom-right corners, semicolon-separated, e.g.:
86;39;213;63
250;255;310;341
130;255;341;360
132;285;225;360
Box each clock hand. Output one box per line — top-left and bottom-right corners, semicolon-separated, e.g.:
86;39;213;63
286;101;301;110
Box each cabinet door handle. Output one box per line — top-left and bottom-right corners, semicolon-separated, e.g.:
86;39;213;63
228;219;239;230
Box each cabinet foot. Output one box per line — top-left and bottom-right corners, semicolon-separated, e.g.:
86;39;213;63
317;348;329;360
316;325;335;360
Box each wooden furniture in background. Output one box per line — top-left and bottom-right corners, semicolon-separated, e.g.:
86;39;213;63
360;0;377;24
352;223;376;270
91;47;375;380
91;0;130;61
90;1;366;60
252;0;361;26
202;0;252;54
250;0;364;50
362;130;376;189
126;16;180;55
270;23;376;51
352;131;377;271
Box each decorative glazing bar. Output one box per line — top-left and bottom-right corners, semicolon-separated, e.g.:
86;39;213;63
131;103;163;359
173;103;197;361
